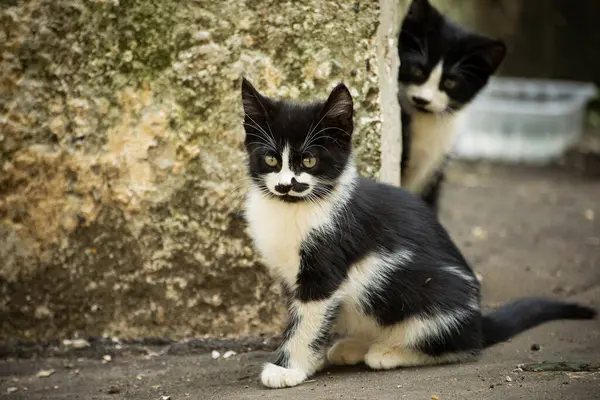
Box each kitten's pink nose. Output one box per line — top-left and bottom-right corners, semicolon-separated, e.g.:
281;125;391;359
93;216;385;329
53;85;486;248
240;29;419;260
411;96;430;106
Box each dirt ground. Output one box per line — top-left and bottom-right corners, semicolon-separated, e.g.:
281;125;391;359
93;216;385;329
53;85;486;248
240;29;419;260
1;161;600;400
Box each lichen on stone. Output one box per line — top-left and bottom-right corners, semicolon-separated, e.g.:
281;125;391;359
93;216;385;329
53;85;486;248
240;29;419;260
0;0;381;339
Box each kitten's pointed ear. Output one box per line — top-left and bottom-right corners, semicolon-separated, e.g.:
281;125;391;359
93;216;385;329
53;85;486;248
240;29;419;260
476;39;507;73
241;77;272;123
320;83;354;136
406;0;433;21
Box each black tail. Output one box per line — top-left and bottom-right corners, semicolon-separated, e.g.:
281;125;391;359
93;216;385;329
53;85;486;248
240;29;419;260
482;297;596;348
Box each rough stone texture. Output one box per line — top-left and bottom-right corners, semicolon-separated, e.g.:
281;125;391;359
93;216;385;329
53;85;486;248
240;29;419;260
376;0;405;186
0;0;381;339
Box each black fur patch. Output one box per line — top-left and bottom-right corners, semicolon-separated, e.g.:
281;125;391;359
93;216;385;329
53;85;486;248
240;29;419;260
309;302;342;353
273;307;300;368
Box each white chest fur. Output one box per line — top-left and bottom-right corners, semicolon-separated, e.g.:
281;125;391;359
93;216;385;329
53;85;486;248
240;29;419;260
402;112;459;193
244;166;357;289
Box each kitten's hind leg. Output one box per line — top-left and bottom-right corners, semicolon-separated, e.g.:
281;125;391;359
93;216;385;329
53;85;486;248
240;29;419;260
364;344;472;370
364;345;435;370
327;337;370;366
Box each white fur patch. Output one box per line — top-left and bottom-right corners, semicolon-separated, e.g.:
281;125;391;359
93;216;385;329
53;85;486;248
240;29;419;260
401;307;473;347
401;111;458;193
340;250;413;310
333;249;414;340
444;265;476;283
404;61;449;113
263;146;314;197
261;363;307;388
245;163;357;289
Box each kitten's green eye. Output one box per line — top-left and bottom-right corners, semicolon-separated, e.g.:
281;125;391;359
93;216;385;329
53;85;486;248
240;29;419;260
410;66;424;78
264;155;278;167
302;157;317;169
443;79;458;89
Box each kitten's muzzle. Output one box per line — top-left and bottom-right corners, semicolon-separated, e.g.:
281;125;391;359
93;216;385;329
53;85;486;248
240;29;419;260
411;96;434;113
411;96;431;106
274;177;309;195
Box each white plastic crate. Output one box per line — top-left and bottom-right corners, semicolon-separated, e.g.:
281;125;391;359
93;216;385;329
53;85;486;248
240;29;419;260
454;77;597;164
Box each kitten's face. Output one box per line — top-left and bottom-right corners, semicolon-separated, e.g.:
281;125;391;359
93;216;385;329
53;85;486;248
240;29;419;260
398;0;506;114
241;79;354;203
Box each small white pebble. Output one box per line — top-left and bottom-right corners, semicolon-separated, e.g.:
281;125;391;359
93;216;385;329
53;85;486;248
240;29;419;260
223;350;236;359
396;384;403;388
513;367;523;372
54;386;59;390
161;396;171;400
36;369;55;378
193;31;211;42
63;339;90;349
7;387;17;394
475;272;483;283
211;350;221;359
585;209;595;221
505;376;512;382
471;226;488;240
102;355;112;364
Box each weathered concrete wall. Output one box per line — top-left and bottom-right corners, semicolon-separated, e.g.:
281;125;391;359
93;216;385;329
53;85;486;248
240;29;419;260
0;0;382;339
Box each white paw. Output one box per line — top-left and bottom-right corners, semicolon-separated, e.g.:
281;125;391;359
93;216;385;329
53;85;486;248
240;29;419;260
364;345;404;370
327;338;368;365
260;363;307;389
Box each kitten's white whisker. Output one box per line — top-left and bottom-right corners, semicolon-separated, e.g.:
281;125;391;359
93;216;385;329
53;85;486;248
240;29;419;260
302;127;348;151
243;129;277;153
302;144;331;155
301;120;317;151
244;116;278;149
244;129;276;144
243;119;270;139
309;126;350;140
246;139;277;154
301;106;338;151
222;179;253;203
265;121;278;148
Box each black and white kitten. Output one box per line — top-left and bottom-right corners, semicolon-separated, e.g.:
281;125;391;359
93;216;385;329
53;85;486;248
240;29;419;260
241;78;595;389
398;0;506;211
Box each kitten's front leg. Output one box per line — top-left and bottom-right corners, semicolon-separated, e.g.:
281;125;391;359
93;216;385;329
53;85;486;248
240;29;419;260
261;298;340;389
